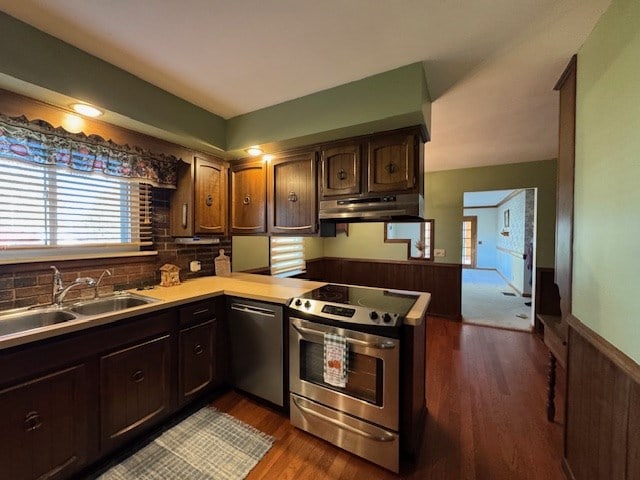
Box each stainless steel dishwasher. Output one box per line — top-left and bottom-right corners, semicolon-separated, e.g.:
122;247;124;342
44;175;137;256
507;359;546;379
227;298;284;407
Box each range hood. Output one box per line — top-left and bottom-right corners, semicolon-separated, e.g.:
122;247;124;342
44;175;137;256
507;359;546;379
319;193;424;222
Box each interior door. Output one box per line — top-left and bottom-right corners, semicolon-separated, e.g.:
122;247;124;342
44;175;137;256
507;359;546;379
462;216;477;268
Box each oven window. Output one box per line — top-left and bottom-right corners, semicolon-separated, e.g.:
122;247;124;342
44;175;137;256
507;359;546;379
300;340;383;406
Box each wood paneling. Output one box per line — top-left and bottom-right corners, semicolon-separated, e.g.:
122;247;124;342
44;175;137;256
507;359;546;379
301;257;462;319
554;56;576;321
564;314;640;480
534;267;562;332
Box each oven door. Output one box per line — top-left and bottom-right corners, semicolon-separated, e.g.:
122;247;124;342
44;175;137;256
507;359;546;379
289;317;399;431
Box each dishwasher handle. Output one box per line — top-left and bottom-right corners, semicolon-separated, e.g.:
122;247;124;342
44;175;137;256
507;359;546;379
230;303;276;318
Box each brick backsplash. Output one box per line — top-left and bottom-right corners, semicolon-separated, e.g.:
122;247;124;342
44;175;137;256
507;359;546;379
0;188;232;312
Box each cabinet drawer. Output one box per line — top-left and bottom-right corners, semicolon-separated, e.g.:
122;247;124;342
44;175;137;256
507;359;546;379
179;320;215;405
100;335;171;451
0;365;88;480
179;299;217;326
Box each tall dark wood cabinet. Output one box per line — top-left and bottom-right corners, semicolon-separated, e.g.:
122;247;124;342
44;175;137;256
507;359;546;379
0;365;88;480
268;151;317;234
367;133;416;193
320;143;361;198
554;55;577;321
170;155;228;236
230;160;267;234
100;335;172;451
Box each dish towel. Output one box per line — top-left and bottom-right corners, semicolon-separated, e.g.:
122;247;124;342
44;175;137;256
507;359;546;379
324;332;348;387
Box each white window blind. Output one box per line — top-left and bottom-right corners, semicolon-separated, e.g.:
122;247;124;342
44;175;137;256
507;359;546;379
270;236;305;277
0;158;152;251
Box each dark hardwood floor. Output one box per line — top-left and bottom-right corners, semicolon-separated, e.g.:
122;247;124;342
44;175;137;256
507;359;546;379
212;317;566;480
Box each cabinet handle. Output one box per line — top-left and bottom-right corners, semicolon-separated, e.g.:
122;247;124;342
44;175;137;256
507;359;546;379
131;370;145;383
385;162;397;174
24;411;42;432
288;191;298;202
181;203;188;228
194;344;204;355
205;194;213;207
337;169;347;180
243;194;251;205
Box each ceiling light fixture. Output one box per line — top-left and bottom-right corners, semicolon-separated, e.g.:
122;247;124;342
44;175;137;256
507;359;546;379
262;154;275;162
246;146;263;156
71;103;103;117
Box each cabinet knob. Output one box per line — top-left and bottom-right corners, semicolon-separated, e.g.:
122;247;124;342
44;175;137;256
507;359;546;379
288;191;298;202
24;411;42;432
131;370;145;383
205;194;213;207
385;162;397;174
337;169;347;180
243;194;251;205
194;344;204;355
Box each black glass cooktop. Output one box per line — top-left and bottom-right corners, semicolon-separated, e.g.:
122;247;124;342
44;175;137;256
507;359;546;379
299;284;419;317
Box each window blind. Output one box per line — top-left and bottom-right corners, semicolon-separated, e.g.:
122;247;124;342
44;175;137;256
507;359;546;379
0;158;152;250
270;236;305;277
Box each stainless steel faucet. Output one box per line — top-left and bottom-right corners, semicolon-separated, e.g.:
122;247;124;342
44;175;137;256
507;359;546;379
50;266;96;305
94;269;112;298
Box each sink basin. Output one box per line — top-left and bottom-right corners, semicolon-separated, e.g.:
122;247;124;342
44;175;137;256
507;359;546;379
69;293;156;316
0;310;77;337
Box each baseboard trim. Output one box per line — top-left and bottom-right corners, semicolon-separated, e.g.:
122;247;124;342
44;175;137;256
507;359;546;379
495;268;524;296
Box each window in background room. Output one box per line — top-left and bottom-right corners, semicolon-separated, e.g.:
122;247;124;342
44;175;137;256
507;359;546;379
462;216;477;268
270;236;305;277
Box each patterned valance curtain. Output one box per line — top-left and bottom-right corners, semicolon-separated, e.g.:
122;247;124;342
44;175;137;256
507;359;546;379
0;114;178;188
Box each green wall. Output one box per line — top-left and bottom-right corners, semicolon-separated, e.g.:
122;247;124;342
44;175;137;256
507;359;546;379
573;0;640;363
313;160;557;268
226;63;430;152
0;12;227;150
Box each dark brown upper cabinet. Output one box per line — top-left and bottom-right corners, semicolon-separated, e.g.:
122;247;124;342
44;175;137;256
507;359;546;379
367;133;416;193
320;143;361;199
170;155;228;236
230;159;267;234
268;151;317;234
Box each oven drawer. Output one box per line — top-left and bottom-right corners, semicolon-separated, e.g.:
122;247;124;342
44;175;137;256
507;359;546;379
290;393;399;473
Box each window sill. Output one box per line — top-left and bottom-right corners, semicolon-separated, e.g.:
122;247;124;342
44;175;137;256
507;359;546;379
0;250;158;266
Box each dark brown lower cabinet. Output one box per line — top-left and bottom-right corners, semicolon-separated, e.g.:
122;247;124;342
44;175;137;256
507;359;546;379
100;335;172;451
179;320;215;405
0;364;88;480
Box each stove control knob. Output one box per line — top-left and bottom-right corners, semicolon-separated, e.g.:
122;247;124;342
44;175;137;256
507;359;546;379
369;311;379;321
294;299;302;306
382;313;392;323
304;300;311;309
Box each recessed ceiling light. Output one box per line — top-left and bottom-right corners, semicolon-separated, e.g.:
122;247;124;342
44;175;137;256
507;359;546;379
246;146;263;156
71;103;103;117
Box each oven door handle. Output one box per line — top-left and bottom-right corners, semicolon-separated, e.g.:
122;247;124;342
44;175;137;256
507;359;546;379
292;397;396;443
291;323;396;350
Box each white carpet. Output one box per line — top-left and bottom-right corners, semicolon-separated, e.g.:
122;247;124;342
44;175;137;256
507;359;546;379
462;269;532;331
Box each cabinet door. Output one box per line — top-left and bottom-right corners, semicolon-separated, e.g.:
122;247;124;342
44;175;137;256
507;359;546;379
195;157;227;235
100;335;171;451
230;160;267;234
320;144;361;198
367;134;416;193
268;151;317;234
0;365;88;480
179;320;215;405
169;160;195;237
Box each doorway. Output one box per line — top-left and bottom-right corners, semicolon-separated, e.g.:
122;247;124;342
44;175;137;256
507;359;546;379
461;188;537;331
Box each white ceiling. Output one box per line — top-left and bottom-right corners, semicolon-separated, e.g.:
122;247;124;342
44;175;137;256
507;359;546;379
0;0;610;171
464;190;516;208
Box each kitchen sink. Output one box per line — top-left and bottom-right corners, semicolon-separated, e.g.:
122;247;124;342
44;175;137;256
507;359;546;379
68;293;157;316
0;309;77;337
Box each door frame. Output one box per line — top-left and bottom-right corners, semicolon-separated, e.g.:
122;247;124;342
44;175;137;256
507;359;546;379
462;216;478;269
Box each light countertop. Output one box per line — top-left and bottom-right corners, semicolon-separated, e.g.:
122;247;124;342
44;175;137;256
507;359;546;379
0;273;430;350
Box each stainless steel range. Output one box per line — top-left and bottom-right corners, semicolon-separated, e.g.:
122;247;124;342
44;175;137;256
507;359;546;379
287;284;419;473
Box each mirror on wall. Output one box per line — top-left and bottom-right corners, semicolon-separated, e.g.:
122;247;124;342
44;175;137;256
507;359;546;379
384;220;434;260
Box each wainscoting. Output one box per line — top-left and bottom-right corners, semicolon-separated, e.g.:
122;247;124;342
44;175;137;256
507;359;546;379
564;315;640;480
301;257;462;319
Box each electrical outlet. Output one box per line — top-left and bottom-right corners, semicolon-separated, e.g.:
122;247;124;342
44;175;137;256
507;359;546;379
434;248;446;257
